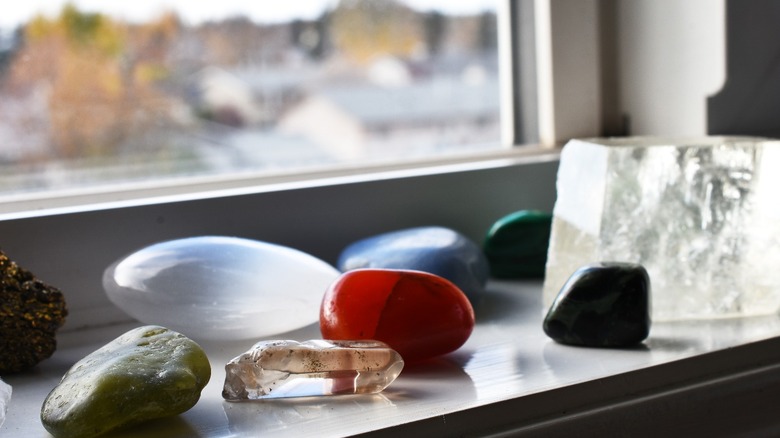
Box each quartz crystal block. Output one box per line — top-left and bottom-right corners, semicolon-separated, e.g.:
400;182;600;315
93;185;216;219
543;262;651;347
103;236;340;340
0;378;10;428
223;339;404;400
544;137;780;320
321;269;475;362
41;326;210;438
337;226;489;303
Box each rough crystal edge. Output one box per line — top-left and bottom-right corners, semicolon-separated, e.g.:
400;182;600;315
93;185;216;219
572;135;780;148
0;378;11;428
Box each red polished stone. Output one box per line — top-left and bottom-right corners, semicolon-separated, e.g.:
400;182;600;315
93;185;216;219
320;269;475;362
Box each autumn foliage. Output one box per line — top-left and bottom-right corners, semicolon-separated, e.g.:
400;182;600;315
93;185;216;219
330;0;422;64
0;1;497;166
4;5;180;159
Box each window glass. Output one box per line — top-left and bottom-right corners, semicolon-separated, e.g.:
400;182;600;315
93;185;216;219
0;0;501;196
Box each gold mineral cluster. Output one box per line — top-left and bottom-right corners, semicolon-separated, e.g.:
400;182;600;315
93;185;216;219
0;249;67;373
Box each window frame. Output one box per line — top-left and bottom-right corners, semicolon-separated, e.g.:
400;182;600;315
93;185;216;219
0;0;605;329
0;0;602;216
8;3;778;437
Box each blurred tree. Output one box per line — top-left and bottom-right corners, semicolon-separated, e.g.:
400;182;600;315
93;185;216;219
197;17;292;67
423;11;446;56
291;13;330;60
330;0;423;64
0;28;23;80
478;11;498;51
3;4;179;159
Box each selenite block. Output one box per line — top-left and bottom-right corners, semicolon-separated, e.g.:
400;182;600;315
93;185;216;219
543;137;780;320
104;236;340;340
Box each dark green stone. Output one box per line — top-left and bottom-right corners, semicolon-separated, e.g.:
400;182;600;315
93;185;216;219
483;210;552;278
543;262;651;348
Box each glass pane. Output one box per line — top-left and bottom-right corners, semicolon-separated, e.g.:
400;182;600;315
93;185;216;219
0;1;502;196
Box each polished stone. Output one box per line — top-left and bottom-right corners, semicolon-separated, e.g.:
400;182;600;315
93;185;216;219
320;269;475;362
40;326;211;438
223;340;404;400
0;249;67;373
103;236;340;340
544;137;780;320
543;262;651;348
483;210;552;278
337;226;489;303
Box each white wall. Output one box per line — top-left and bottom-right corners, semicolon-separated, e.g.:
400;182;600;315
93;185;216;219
613;0;726;136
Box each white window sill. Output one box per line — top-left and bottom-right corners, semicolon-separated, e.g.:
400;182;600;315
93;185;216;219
5;279;780;436
4;150;778;436
0;146;559;219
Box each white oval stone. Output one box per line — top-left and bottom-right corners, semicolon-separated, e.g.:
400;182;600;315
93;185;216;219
103;236;340;340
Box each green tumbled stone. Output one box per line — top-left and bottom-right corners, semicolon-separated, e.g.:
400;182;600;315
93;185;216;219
483;210;552;278
41;325;211;438
543;262;651;348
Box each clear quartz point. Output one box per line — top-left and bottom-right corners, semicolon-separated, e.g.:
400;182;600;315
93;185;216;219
222;340;404;400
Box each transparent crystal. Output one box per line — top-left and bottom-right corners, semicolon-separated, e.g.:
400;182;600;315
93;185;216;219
544;137;780;320
0;378;10;428
222;340;404;400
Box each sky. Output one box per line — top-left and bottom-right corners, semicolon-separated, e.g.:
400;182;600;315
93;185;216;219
0;0;497;30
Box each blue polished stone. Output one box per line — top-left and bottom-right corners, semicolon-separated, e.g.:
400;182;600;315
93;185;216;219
337;226;489;303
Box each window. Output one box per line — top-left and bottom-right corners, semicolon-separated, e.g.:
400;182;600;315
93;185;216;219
0;0;513;201
10;2;778;436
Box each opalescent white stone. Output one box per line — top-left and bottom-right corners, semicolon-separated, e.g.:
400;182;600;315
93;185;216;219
0;378;10;428
544;137;780;321
103;236;340;340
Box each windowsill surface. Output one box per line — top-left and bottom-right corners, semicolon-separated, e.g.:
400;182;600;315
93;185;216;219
0;146;559;219
5;279;780;437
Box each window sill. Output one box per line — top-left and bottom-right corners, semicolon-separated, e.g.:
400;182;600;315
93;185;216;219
0;145;559;219
5;279;780;436
3;154;780;435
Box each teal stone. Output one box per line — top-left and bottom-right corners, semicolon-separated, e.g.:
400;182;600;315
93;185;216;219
483;210;552;278
41;326;211;438
543;262;651;348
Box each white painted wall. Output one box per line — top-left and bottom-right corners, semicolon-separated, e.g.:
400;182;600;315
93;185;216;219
614;0;726;136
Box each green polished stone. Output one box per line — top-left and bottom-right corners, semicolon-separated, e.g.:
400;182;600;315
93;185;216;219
41;326;211;438
543;262;651;348
483;210;552;278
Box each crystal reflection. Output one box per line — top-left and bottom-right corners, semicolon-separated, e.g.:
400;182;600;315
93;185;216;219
387;356;476;402
224;393;395;435
541;340;650;383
